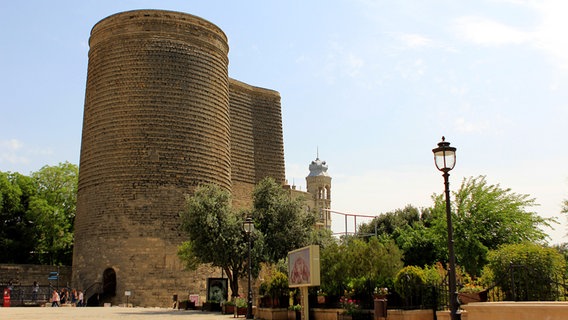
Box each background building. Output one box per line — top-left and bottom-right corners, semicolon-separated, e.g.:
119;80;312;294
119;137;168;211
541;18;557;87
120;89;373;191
285;156;332;230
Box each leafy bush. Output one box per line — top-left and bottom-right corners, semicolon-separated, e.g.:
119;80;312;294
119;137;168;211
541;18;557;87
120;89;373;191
268;271;289;298
483;243;566;301
394;266;426;299
394;265;442;307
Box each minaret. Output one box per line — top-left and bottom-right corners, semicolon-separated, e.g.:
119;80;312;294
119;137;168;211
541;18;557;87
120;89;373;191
306;154;332;229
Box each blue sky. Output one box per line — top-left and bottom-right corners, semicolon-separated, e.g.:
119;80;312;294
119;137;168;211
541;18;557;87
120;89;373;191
1;1;567;243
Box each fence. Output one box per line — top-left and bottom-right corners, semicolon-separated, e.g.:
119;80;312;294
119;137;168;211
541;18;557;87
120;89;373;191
387;263;568;313
2;284;52;306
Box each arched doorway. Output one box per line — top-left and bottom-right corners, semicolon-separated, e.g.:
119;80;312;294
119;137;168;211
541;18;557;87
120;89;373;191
102;268;117;298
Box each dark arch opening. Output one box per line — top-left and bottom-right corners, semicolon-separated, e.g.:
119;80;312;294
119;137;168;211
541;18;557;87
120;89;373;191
103;268;117;298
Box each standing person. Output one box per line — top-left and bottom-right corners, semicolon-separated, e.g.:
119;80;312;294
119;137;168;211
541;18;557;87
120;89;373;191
51;289;60;307
60;288;68;304
71;289;77;305
77;290;84;307
32;281;39;302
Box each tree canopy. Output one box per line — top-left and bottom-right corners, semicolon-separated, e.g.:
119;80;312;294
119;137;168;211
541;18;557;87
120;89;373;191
0;162;78;265
178;177;316;299
320;236;403;300
252;177;316;263
433;175;554;275
358;175;554;276
0;171;36;263
178;183;255;299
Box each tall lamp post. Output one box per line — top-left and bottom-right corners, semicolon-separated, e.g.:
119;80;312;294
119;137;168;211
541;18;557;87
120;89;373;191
243;217;255;319
432;137;460;320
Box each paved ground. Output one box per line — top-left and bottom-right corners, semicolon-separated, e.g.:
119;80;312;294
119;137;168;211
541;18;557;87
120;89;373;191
0;307;241;320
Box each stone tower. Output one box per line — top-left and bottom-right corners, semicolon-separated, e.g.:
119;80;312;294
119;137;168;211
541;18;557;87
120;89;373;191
73;9;284;307
306;156;332;229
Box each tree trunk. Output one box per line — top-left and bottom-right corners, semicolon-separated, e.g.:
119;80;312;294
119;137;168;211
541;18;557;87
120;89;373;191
225;266;239;299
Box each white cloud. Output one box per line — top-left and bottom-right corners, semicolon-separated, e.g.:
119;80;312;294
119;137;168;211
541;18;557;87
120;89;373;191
454;16;531;46
0;139;23;150
531;1;568;69
453;116;493;134
387;32;457;54
454;1;568;68
399;33;434;48
317;41;368;84
396;58;427;81
0;139;54;171
346;53;365;77
0;139;29;166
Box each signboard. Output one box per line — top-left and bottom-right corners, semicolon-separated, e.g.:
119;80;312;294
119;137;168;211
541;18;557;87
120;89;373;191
206;278;228;303
189;294;200;306
125;291;131;296
48;271;59;280
288;245;320;287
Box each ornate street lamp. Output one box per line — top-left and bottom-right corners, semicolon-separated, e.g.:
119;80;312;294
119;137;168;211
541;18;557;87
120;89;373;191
432;137;460;320
243;217;255;319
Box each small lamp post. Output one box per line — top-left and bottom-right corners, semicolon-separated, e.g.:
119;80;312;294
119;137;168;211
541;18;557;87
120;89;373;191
432;137;460;320
243;217;255;319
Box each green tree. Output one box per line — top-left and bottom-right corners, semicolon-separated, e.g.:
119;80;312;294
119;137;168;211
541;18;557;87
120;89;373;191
0;163;78;265
394;222;441;267
27;162;78;265
178;183;255;299
179;178;318;299
431;175;553;276
0;171;37;263
320;236;403;302
252;177;316;263
358;205;439;267
357;205;421;237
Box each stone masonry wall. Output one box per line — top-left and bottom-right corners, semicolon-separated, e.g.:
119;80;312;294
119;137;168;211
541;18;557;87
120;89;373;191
229;79;285;208
73;9;285;307
0;264;72;288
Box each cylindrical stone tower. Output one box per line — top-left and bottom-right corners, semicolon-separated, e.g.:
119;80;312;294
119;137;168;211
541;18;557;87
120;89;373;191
73;10;231;307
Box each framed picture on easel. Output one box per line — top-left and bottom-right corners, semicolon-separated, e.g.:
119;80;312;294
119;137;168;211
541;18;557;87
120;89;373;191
207;278;228;302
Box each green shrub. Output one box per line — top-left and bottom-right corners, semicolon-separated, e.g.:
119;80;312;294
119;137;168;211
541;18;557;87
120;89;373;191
484;243;566;301
394;266;426;299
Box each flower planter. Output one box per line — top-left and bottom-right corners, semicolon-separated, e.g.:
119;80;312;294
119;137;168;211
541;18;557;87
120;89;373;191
223;304;235;314
236;307;247;317
202;301;221;312
458;290;488;304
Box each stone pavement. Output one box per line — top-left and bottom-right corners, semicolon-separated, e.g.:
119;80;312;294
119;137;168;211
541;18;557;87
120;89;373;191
0;307;240;320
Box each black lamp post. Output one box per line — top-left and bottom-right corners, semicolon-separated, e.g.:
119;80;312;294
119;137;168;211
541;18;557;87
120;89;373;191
243;217;255;319
432;137;460;320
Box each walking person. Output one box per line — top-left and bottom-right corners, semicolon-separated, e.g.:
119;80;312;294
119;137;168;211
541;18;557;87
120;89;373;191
32;281;39;302
51;289;60;307
77;290;84;307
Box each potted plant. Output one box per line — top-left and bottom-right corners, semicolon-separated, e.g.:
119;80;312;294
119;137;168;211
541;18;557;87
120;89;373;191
268;271;289;308
340;296;362;320
222;300;236;314
288;304;302;320
203;300;221;312
458;284;487;304
316;289;327;305
235;297;248;316
373;287;388;300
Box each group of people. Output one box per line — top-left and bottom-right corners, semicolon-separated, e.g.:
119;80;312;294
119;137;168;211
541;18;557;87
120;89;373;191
51;287;84;307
